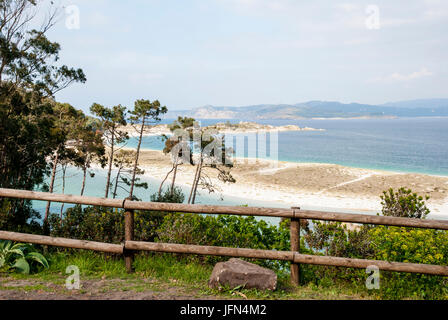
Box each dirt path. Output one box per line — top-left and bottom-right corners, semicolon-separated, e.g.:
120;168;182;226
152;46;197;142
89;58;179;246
0;275;226;300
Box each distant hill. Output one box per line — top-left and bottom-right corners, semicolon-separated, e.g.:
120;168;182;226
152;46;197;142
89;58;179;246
165;99;448;120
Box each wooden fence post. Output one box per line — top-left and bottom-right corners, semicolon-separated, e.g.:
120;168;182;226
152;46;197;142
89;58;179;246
124;209;135;273
290;207;301;286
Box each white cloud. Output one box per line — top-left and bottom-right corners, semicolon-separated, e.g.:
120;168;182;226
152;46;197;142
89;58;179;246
217;0;292;14
128;73;165;86
337;3;359;13
86;11;110;27
370;68;434;82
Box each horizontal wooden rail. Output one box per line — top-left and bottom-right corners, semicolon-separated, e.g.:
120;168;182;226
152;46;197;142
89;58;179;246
0;231;123;254
0;188;123;208
295;209;448;230
124;200;293;218
125;241;294;261
1;187;448;281
1;187;448;230
126;240;448;276
294;254;448;276
1;230;448;277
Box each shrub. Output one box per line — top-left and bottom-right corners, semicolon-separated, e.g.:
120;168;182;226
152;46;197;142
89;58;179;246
150;186;185;203
156;213;291;270
49;205;168;244
0;199;42;234
380;187;430;219
368;226;448;299
301;188;448;299
49;188;187;244
0;240;49;274
49;205;124;244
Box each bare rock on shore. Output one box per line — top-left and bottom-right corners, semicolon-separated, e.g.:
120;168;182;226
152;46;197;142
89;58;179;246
208;121;324;133
208;258;277;291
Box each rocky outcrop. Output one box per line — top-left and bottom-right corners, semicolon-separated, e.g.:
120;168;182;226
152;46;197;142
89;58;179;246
208;258;277;291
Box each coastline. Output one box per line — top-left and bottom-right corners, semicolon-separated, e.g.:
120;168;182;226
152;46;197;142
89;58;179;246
118;122;325;138
114;147;448;219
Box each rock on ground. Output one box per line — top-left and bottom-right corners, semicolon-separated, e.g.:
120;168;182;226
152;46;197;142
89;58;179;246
208;258;277;291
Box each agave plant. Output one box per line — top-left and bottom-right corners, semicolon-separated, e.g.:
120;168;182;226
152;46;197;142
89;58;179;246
0;241;49;274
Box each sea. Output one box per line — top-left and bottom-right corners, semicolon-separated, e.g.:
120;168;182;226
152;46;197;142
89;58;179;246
33;117;448;223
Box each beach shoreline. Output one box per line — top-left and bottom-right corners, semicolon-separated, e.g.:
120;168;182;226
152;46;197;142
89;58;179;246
109;147;448;219
118;121;325;138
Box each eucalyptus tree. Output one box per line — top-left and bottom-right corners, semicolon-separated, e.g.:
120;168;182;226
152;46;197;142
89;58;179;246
90;103;128;198
157;117;194;199
76;120;106;196
187;124;235;204
43;103;85;223
111;149;147;200
0;0;86;94
128;99;167;199
0;0;86;230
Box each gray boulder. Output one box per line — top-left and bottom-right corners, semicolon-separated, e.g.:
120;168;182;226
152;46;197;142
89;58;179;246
208;258;277;291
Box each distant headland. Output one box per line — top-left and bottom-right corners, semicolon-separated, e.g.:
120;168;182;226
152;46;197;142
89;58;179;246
164;99;448;120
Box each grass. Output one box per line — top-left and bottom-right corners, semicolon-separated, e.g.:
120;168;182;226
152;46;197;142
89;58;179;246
0;250;373;300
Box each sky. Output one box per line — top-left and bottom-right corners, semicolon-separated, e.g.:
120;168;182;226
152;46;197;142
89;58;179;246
38;0;448;113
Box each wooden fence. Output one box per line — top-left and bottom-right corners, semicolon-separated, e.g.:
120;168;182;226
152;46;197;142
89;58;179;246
1;187;448;285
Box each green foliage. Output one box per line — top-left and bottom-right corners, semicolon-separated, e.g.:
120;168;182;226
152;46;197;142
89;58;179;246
90;103;129;198
168;116;196;132
0;1;86;96
368;226;448;299
0;1;85;228
0;240;49;274
150;186;185;203
129;99;167;125
49;205;167;243
302;188;448;299
0;199;42;234
302;222;372;284
49;205;124;244
156;213;290;270
111;150;147;200
380;187;430;219
304;221;374;258
90;103;128;131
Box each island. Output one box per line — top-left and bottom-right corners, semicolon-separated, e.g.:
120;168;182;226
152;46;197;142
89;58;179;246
119;121;324;137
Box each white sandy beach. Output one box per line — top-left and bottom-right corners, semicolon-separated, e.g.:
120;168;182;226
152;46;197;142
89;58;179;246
123;148;448;219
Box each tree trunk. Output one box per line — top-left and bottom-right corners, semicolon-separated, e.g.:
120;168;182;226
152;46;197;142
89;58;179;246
105;128;115;198
188;161;200;204
60;164;67;218
191;159;203;205
80;166;87;196
80;154;90;196
188;155;203;204
44;150;59;223
158;165;175;198
113;167;122;199
170;163;178;195
129;117;145;199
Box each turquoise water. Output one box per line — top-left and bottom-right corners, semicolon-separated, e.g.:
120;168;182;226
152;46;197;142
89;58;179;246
36;117;448;222
125;117;448;176
35;166;288;224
